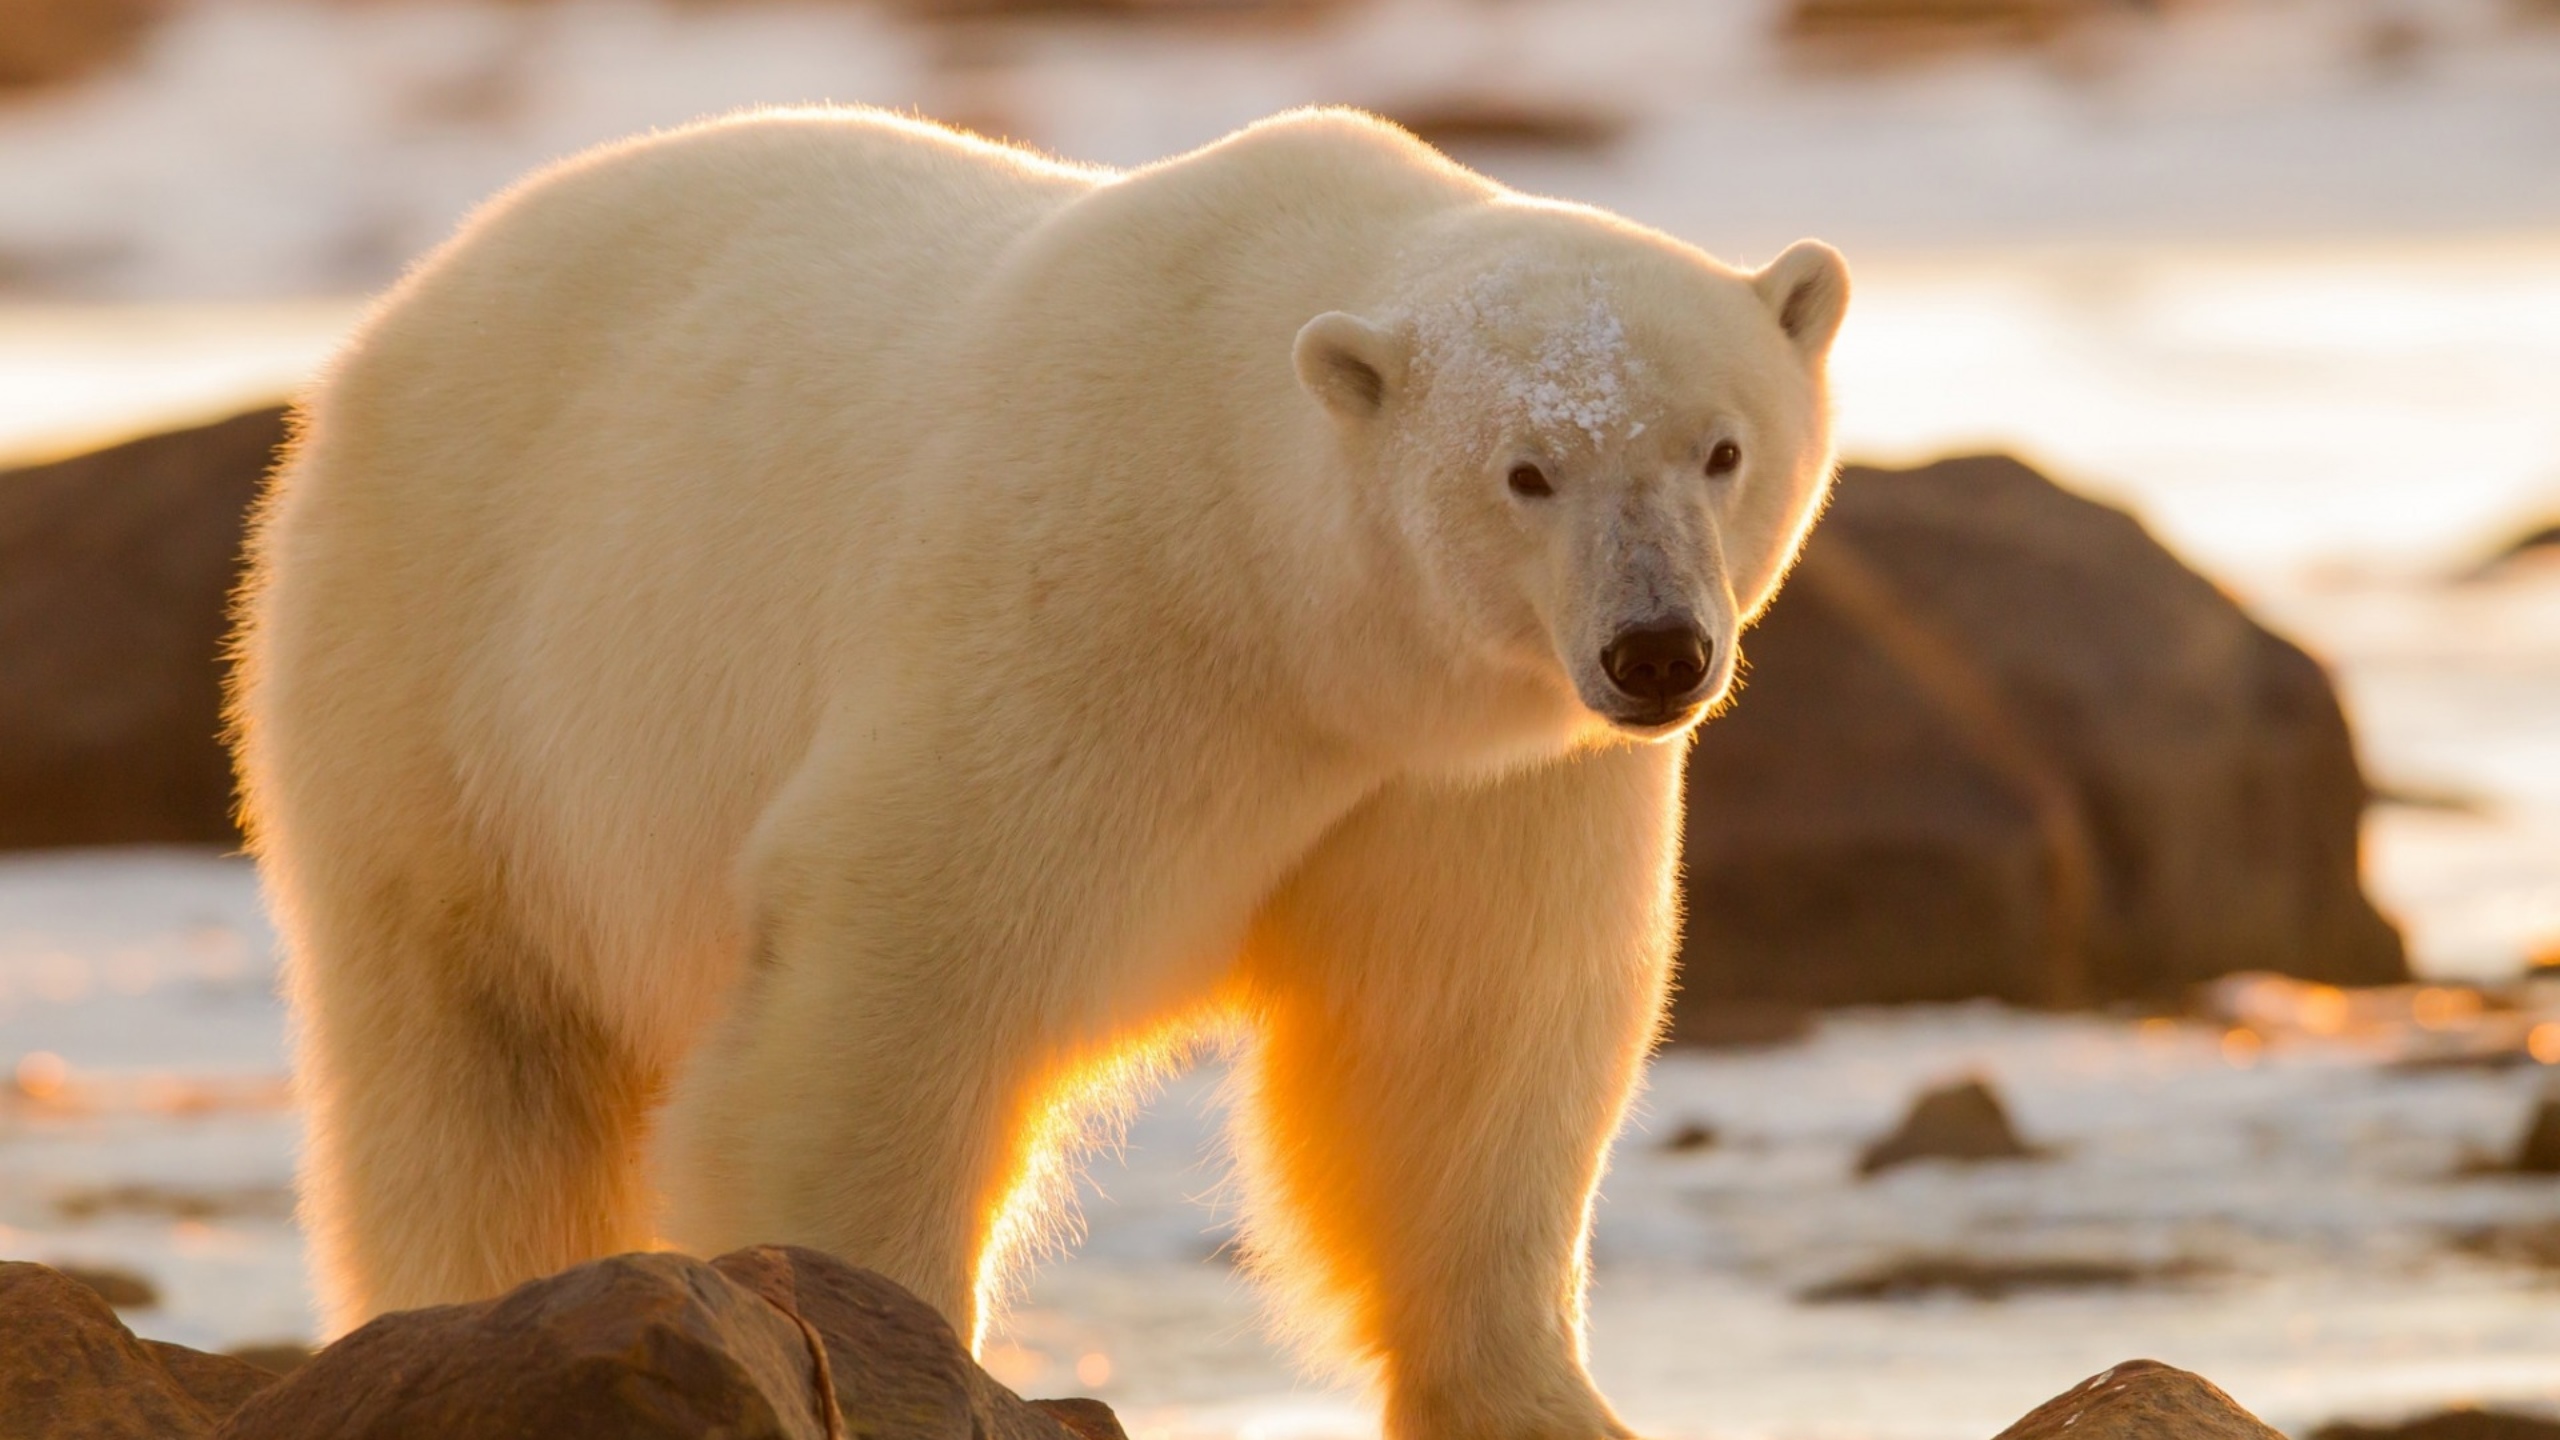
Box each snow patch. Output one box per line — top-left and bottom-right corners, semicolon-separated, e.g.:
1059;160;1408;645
1410;266;1644;451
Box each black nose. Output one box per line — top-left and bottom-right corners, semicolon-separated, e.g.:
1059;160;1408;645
1601;621;1710;705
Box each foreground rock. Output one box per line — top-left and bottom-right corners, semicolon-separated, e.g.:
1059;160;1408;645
1676;454;2406;1016
0;406;286;850
1858;1075;2040;1176
1994;1360;2284;1440
0;1261;274;1438
0;1249;1114;1440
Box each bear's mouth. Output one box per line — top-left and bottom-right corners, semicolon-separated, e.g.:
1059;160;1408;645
1597;700;1708;739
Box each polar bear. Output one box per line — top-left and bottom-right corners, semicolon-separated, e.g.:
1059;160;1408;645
230;107;1846;1438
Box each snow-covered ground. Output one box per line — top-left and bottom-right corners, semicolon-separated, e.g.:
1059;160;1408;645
16;854;2560;1438
5;0;2560;1434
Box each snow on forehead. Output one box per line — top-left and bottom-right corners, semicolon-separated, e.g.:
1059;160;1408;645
1410;263;1646;450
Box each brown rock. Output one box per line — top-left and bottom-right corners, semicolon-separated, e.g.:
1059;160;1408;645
218;1343;312;1378
1661;997;1816;1051
2314;1409;2560;1440
1777;0;2126;68
710;1244;1097;1440
1798;1253;2202;1303
0;0;161;91
2512;1093;2560;1174
1677;454;2405;1015
1033;1398;1131;1440
2476;520;2560;577
0;1260;275;1439
1660;1121;1720;1154
1995;1360;2284;1440
215;1247;1113;1440
55;1263;160;1309
141;1342;279;1423
215;1251;834;1440
0;405;286;850
1379;98;1628;155
1858;1076;2039;1176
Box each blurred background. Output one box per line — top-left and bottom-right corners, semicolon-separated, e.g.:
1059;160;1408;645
2;1;2559;1436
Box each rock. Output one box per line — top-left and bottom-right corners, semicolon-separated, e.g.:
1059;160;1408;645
1858;1076;2039;1176
1778;0;2110;66
1994;1360;2284;1440
55;1263;160;1309
1661;997;1816;1050
1033;1398;1131;1440
215;1251;835;1440
2314;1409;2560;1440
0;0;162;91
1676;454;2406;1015
1798;1254;2202;1303
215;1246;1111;1440
2472;521;2560;577
2447;1219;2560;1268
0;405;286;850
1378;98;1629;155
709;1243;1080;1440
1660;1121;1719;1153
141;1342;279;1425
0;1260;276;1439
2512;1092;2560;1174
219;1344;312;1378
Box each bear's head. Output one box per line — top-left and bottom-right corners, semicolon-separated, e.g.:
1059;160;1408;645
1294;207;1848;749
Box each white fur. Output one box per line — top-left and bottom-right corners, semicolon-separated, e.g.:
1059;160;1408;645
229;106;1846;1440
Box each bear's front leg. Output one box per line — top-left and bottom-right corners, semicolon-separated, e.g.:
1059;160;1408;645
1237;741;1683;1440
659;716;1335;1348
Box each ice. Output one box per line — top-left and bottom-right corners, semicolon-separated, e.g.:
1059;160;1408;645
1411;267;1642;451
16;854;2560;1432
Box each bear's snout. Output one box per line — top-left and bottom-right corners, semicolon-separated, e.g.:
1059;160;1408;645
1599;619;1712;715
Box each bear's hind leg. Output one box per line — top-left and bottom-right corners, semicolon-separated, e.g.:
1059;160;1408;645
1234;743;1683;1440
284;863;660;1334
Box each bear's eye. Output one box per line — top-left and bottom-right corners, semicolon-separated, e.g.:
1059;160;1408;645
1507;462;1554;499
1705;441;1743;478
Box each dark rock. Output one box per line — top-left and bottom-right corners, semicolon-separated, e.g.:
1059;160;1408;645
710;1243;1083;1440
1381;98;1628;155
1661;997;1816;1050
215;1251;835;1440
2471;521;2560;578
141;1342;278;1424
1778;0;2111;66
2314;1409;2560;1440
1677;454;2405;1015
2449;1219;2560;1268
218;1343;312;1378
1033;1398;1131;1440
215;1246;1112;1440
56;1263;160;1309
1798;1254;2193;1304
1994;1359;2284;1440
2512;1093;2560;1174
0;1260;274;1439
1858;1076;2039;1176
0;0;162;91
0;405;286;850
1660;1121;1720;1153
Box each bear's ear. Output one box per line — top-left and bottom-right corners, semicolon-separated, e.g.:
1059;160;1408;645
1293;312;1407;421
1752;240;1850;365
